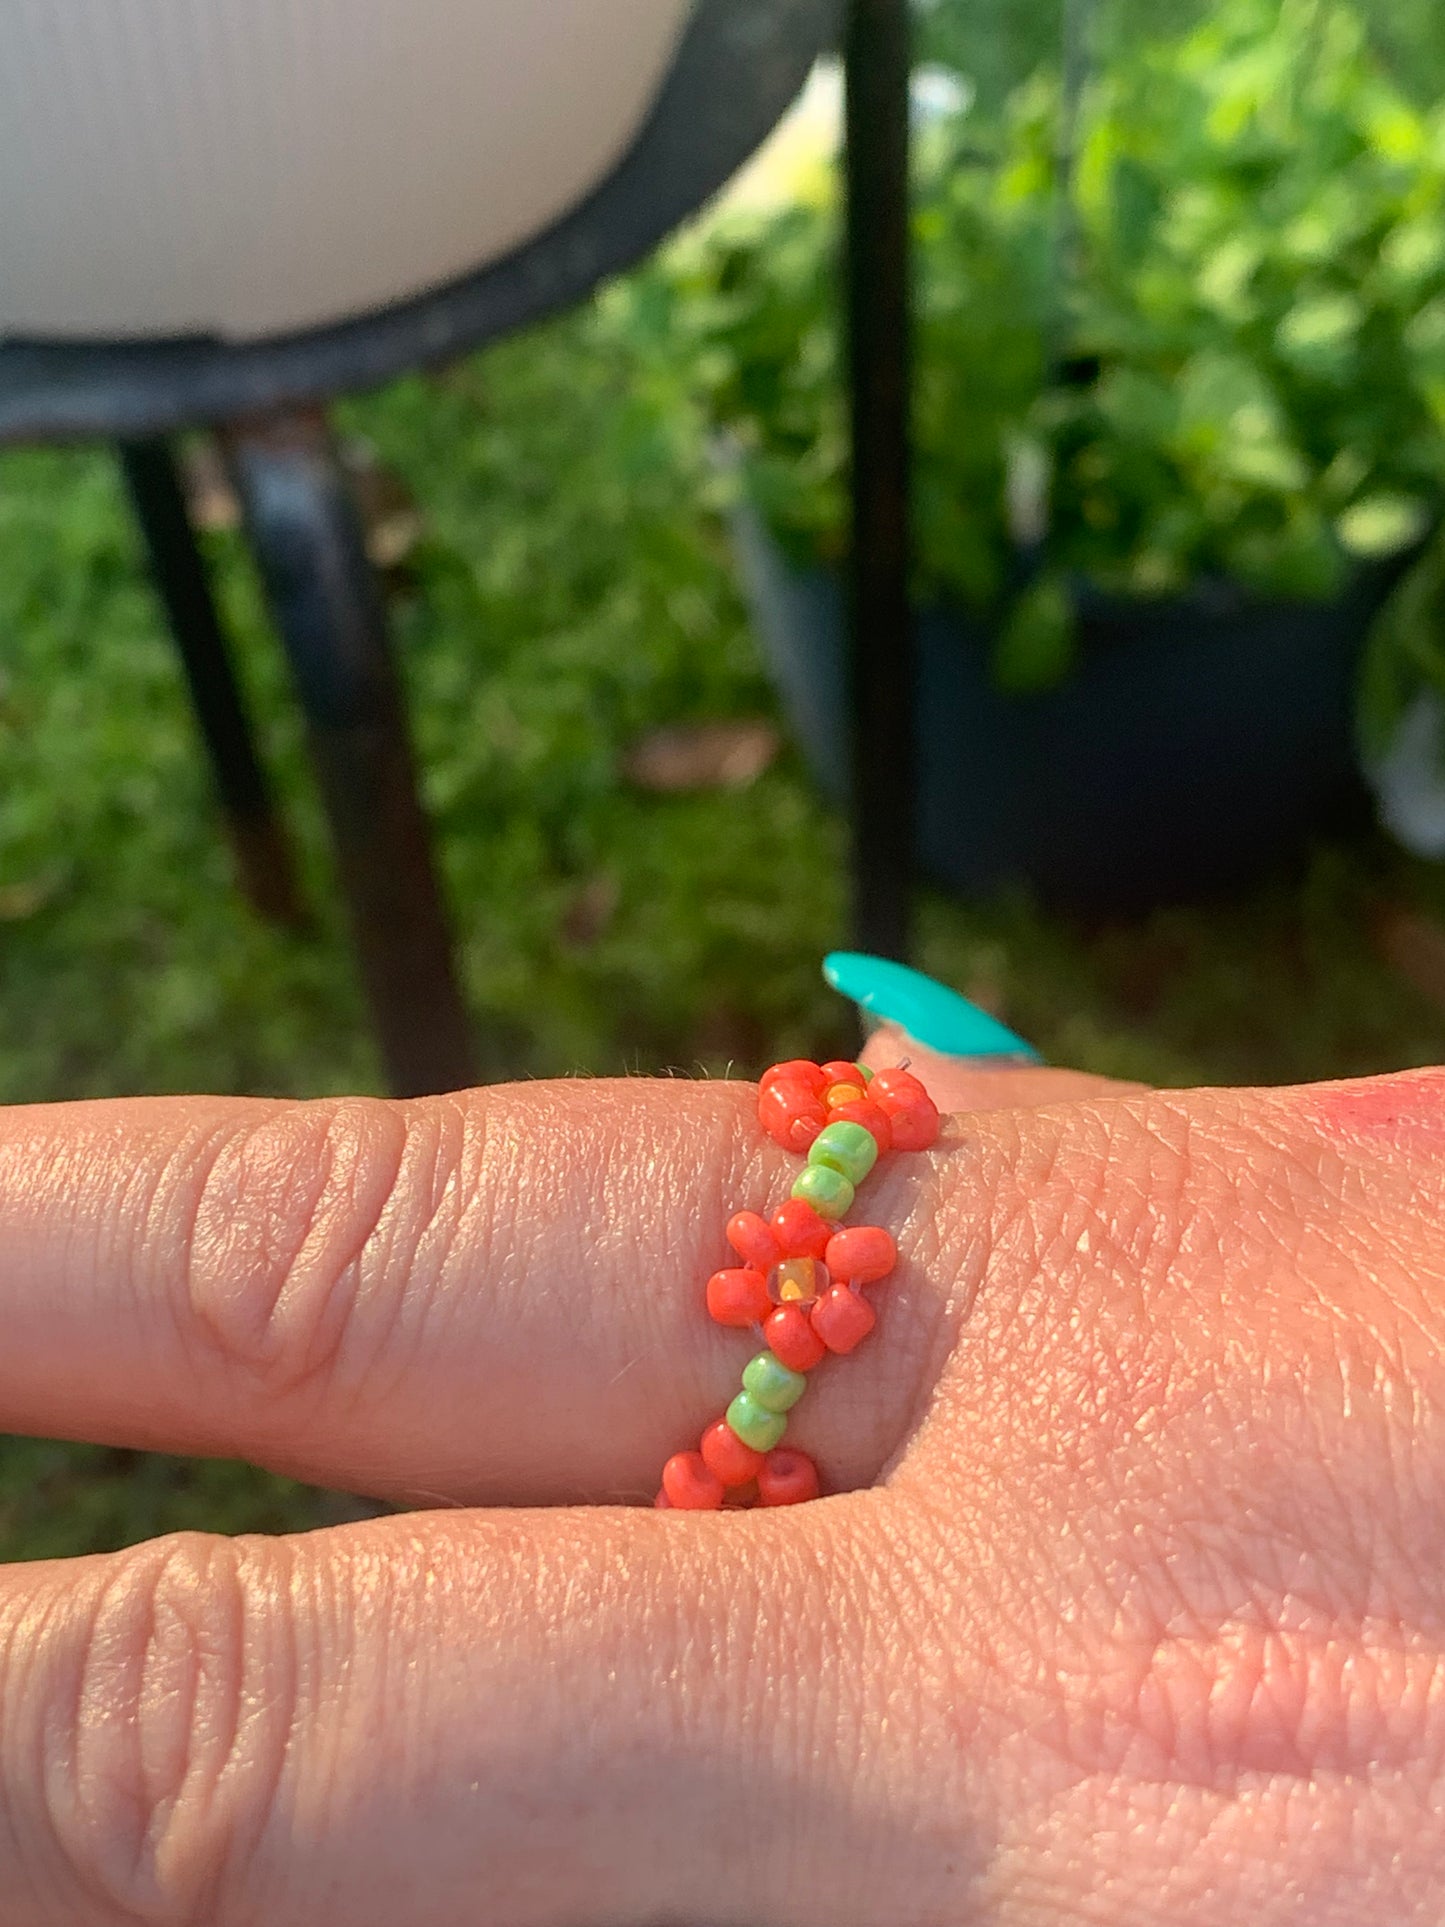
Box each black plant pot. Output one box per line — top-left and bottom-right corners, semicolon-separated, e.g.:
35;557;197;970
733;504;1416;915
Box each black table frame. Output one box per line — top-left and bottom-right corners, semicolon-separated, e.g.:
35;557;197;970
0;0;914;1092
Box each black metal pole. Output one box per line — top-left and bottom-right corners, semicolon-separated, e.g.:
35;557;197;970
843;0;914;961
118;437;304;927
226;409;478;1098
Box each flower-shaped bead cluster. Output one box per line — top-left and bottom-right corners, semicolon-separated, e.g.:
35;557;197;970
756;1057;940;1158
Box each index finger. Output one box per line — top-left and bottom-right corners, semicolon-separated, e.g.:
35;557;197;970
0;1082;955;1507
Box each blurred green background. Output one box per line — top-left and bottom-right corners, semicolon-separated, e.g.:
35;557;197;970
4;0;1445;1560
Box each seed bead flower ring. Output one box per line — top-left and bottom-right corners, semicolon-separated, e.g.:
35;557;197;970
655;1055;940;1511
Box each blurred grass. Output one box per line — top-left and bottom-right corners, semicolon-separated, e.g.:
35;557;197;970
2;294;1444;1559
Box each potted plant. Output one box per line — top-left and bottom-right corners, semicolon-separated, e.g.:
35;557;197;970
630;0;1445;910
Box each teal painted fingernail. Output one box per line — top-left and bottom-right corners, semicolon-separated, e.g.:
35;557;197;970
822;952;1042;1061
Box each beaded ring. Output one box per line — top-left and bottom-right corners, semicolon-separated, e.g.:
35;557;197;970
655;1055;940;1510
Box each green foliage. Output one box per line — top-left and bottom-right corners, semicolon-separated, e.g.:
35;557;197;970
643;0;1445;707
0;324;847;1109
993;572;1077;690
0;1439;327;1557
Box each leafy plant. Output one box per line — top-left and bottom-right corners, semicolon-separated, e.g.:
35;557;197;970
640;0;1445;701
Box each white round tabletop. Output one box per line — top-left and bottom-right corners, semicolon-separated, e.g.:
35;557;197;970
0;0;691;341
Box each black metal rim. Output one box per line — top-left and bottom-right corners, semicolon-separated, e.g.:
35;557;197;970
0;0;836;442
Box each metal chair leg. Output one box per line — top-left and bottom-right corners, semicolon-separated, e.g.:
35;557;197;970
843;0;915;962
225;407;478;1098
119;436;305;928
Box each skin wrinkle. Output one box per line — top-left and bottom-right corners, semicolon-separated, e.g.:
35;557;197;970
313;1095;500;1479
93;1114;254;1443
1009;1445;1445;1789
33;1573;121;1927
184;1099;413;1408
28;1534;294;1927
150;1118;257;1434
1041;1616;1445;1787
2;1576;86;1923
335;1096;471;1404
294;1105;432;1418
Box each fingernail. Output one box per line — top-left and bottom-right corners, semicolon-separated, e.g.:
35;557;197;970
822;952;1042;1061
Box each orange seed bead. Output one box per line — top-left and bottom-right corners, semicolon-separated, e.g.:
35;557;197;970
662;1451;725;1510
825;1224;897;1286
765;1303;828;1373
700;1418;767;1488
758;1448;820;1507
883;1095;940;1152
706;1266;772;1327
770;1197;832;1259
727;1210;781;1272
869;1066;928;1107
757;1080;829;1153
760;1060;827;1096
811;1284;877;1355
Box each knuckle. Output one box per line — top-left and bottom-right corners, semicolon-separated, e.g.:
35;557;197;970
44;1532;293;1925
184;1096;415;1398
912;1085;1445;1794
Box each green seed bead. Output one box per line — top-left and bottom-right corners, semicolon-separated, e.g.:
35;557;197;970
809;1119;879;1186
791;1162;855;1220
858;1062;875;1082
742;1349;808;1414
726;1391;788;1453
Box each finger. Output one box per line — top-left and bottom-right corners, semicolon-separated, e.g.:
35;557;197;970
0;1083;954;1506
898;1065;1445;1646
884;1068;1445;1923
0;1498;957;1927
858;1018;1145;1112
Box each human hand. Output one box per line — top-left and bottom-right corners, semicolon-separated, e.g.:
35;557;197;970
1;1050;1443;1924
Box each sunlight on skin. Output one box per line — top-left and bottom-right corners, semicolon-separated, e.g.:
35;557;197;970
0;1061;1443;1923
857;1016;1143;1111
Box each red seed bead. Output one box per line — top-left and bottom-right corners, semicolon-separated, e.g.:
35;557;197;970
757;1080;829;1153
654;1487;672;1508
869;1066;929;1108
727;1209;781;1272
820;1059;866;1087
757;1448;820;1507
827;1097;893;1153
770;1197;832;1260
662;1451;726;1510
760;1059;828;1096
764;1303;828;1373
700;1418;767;1488
825;1224;897;1287
811;1284;877;1355
706;1266;772;1327
884;1095;940;1152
